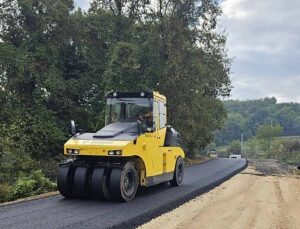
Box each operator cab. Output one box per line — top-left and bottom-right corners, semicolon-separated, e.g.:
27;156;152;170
104;91;166;134
106;91;154;133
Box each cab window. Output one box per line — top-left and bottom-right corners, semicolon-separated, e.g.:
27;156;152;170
153;101;159;131
159;101;166;128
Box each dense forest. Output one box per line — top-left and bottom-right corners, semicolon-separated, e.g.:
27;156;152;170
0;0;230;201
215;98;300;146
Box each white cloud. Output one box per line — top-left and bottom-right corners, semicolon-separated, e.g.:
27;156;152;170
220;0;300;102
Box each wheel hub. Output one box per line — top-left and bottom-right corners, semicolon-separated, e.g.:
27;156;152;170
124;171;134;193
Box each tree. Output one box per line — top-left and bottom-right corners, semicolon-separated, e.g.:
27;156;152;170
227;140;241;155
256;124;283;154
0;0;76;190
0;0;232;201
88;0;231;156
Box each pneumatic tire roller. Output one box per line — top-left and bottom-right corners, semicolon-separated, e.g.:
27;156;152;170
57;91;185;202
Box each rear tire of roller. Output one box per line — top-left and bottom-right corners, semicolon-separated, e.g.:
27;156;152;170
170;157;184;186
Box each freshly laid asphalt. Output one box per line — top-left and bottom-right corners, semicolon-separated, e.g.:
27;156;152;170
0;158;247;229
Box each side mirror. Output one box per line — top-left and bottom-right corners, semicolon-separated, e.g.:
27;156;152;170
70;120;77;135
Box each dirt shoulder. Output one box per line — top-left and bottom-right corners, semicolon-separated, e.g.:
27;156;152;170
139;160;300;229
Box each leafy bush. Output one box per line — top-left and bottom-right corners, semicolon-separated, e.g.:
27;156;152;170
12;170;56;199
12;177;36;199
217;150;230;158
0;184;12;202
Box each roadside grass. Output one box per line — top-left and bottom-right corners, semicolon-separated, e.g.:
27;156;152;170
216;145;227;152
276;136;300;140
294;169;300;176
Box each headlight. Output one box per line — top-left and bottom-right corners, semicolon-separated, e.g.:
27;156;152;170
108;151;115;155
67;148;73;154
67;148;79;154
115;150;122;155
108;150;122;156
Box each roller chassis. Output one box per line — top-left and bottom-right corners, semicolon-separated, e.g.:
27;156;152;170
58;91;185;202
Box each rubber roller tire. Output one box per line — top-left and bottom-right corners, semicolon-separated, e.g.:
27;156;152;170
91;167;106;200
72;166;90;198
102;167;112;201
170;157;184;186
109;162;138;202
57;163;75;198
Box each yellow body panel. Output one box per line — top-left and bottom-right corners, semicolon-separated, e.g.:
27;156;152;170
65;139;129;156
64;127;185;178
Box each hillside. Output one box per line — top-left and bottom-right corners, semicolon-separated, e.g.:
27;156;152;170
215;98;300;146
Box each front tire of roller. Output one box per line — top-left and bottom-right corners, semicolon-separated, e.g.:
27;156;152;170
170;157;184;186
57;163;75;198
73;166;90;198
110;162;138;202
91;167;105;200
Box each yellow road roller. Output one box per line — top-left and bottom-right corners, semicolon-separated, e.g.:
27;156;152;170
57;91;185;201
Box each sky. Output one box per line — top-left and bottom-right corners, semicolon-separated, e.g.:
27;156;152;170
75;0;91;10
220;0;300;102
75;0;300;102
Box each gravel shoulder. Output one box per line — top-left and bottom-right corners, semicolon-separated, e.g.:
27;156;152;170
139;159;300;229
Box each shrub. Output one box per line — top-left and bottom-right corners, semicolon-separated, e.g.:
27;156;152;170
12;170;56;199
0;183;12;203
217;150;230;158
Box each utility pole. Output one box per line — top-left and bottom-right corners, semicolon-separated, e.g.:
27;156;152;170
241;132;244;155
271;119;273;127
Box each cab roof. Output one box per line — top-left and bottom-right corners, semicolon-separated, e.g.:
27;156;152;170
107;91;166;101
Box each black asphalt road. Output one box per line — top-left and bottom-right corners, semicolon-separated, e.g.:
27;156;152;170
0;158;247;229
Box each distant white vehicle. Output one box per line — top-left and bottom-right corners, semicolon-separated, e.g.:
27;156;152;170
229;154;242;159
